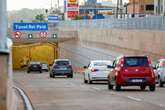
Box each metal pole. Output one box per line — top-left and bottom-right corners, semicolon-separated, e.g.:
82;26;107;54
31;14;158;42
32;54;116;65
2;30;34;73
120;0;123;18
0;0;7;52
116;0;119;18
57;0;60;9
132;0;135;17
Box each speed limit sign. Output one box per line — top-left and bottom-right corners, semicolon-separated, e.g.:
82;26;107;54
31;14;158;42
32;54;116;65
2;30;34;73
40;31;48;38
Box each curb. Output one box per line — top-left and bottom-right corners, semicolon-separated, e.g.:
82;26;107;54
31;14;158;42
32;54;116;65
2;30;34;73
14;86;35;110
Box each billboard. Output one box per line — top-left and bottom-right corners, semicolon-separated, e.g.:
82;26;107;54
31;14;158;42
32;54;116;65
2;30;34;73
66;0;79;19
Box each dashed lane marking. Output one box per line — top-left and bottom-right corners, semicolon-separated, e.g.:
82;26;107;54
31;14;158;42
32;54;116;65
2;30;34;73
127;96;142;102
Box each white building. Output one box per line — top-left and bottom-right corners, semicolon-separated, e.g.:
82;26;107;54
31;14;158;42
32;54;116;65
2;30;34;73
154;0;165;15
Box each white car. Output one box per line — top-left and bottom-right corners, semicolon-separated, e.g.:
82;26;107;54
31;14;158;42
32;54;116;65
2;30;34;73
83;60;113;84
155;59;165;87
41;62;49;72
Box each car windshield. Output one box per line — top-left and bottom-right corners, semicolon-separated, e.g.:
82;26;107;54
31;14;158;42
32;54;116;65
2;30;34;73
56;61;69;65
124;57;149;67
94;62;109;67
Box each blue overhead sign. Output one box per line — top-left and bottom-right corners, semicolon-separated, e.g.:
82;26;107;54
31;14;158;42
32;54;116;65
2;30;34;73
13;22;48;31
48;16;59;23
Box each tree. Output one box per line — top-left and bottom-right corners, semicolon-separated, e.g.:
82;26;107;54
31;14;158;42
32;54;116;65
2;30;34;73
35;14;45;21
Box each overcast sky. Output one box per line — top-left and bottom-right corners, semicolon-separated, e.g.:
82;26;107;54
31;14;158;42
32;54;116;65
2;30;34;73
7;0;129;11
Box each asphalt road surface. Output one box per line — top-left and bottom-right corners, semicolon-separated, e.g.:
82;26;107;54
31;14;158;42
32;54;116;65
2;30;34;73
14;40;165;110
14;71;165;110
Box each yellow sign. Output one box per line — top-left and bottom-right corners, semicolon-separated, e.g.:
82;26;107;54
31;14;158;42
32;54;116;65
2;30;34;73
68;0;77;2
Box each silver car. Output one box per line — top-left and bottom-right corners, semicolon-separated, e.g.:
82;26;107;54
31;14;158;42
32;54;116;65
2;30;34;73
155;59;165;87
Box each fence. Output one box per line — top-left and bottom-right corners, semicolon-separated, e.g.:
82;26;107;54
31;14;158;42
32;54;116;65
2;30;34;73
58;16;165;31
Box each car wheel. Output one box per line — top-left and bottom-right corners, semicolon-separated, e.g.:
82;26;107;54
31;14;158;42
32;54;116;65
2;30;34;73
27;71;30;73
159;78;164;87
140;86;146;90
89;80;93;84
84;79;88;84
40;70;42;73
108;80;113;90
50;74;53;78
115;84;121;91
68;74;73;78
149;84;156;91
70;74;73;78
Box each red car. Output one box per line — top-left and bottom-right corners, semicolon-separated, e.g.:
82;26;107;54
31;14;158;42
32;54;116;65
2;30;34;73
108;56;156;91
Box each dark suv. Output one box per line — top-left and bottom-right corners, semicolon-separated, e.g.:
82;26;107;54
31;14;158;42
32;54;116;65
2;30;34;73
108;56;156;91
27;61;42;73
49;59;73;78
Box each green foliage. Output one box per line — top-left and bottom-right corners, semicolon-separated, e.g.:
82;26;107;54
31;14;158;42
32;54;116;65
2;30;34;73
35;14;45;21
75;15;83;20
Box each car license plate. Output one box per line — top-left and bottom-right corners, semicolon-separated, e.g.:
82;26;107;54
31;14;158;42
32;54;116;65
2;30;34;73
60;67;67;70
131;79;143;83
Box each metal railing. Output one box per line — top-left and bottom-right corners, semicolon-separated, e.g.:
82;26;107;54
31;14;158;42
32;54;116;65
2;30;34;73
58;16;165;31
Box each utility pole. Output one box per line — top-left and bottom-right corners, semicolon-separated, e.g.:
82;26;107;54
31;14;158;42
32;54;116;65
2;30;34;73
119;0;123;18
116;0;119;18
116;0;123;18
57;0;60;9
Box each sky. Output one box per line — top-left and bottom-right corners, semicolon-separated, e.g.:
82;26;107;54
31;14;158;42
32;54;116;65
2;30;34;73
7;0;129;11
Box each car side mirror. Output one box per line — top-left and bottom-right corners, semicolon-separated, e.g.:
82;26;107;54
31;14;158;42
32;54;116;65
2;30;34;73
83;66;87;69
107;65;114;69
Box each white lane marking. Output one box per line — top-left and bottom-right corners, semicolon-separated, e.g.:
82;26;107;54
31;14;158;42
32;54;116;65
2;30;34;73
109;92;116;95
127;96;142;102
92;87;102;91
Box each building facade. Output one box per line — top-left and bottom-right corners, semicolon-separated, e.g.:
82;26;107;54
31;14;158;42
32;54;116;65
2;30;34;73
154;0;165;15
128;0;154;15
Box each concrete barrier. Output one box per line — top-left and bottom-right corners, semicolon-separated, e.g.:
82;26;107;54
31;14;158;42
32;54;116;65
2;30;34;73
77;28;165;59
58;26;165;60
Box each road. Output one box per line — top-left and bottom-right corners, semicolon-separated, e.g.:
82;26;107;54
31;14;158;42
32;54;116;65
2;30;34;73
14;71;165;110
13;40;165;110
59;40;121;67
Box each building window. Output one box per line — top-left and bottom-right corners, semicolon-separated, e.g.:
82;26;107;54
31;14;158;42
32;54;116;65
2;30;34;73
145;4;154;11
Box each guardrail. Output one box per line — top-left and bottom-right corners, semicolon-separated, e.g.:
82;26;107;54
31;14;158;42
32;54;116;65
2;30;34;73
58;16;165;31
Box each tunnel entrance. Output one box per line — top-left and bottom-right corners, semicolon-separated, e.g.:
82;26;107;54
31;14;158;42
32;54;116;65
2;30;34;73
12;42;58;70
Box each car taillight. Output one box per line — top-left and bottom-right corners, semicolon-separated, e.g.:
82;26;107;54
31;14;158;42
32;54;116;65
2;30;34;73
91;69;98;72
120;58;124;67
67;65;72;68
151;71;155;78
147;56;152;67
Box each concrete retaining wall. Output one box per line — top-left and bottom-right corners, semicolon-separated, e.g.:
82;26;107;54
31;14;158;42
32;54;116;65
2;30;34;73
77;28;165;59
58;25;165;59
